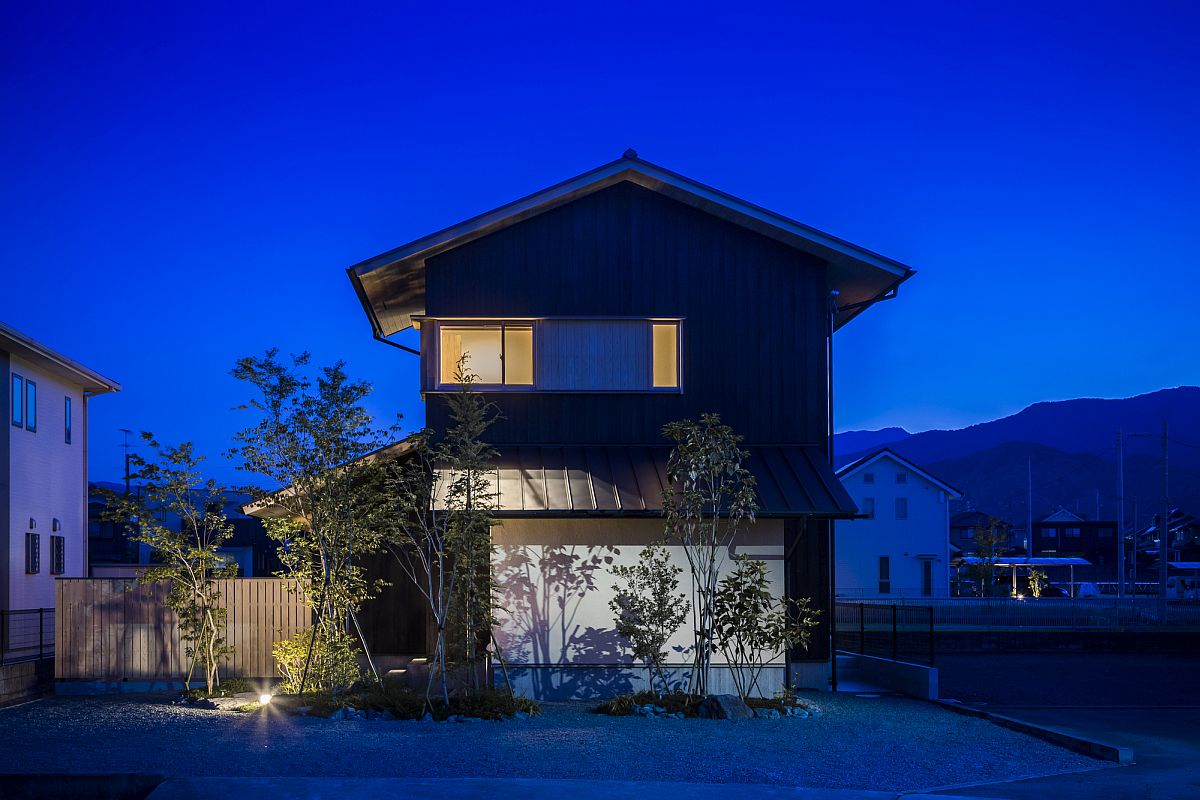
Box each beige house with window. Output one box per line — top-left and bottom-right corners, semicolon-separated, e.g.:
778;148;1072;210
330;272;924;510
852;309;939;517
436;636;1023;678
1;322;119;612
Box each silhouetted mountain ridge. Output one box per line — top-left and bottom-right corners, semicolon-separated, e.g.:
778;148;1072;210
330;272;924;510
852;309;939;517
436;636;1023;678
835;387;1200;523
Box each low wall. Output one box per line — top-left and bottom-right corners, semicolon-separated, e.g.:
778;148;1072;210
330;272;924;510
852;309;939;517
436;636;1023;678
0;660;54;707
847;652;938;699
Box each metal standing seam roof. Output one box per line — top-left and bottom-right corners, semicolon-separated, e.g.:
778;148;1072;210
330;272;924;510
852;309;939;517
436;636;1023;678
438;444;856;517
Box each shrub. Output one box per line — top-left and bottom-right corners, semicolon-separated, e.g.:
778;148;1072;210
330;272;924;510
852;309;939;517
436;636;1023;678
273;628;361;694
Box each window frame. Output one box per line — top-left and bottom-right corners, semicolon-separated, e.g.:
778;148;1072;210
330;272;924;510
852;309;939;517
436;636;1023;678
25;379;37;432
436;321;534;390
426;316;684;394
861;497;875;519
921;560;934;597
11;373;22;427
878;556;891;595
895;496;908;521
26;532;40;574
64;395;73;444
50;535;65;575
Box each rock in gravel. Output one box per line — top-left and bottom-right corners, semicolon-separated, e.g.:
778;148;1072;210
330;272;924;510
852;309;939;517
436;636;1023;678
754;708;782;720
514;711;530;720
699;694;753;720
794;709;810;718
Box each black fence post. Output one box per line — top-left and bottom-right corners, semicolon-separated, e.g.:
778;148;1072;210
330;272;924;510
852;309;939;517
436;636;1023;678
928;605;935;667
0;610;6;666
39;608;45;660
858;603;865;655
891;604;898;662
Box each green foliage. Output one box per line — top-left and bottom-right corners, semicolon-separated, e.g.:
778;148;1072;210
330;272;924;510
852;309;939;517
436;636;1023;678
1028;568;1049;598
230;349;393;693
375;357;498;710
713;555;818;699
344;685;539;720
966;517;1008;597
594;690;699;717
272;628;361;695
610;542;688;695
661;413;758;697
101;435;237;695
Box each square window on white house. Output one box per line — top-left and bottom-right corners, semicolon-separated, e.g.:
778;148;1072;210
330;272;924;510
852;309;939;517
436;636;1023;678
895;497;908;520
10;374;21;427
1065;527;1081;538
863;473;875;484
26;532;40;574
862;497;875;519
25;379;36;432
963;527;975;539
50;535;65;575
896;471;908;484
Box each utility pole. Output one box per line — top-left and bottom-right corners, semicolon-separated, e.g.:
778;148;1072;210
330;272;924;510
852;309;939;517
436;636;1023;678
1117;431;1125;599
120;428;133;497
1160;421;1170;620
1027;458;1034;558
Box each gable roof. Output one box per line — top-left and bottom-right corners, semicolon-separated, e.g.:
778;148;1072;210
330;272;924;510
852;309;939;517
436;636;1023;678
347;152;915;337
835;448;962;498
1043;509;1084;523
0;321;121;394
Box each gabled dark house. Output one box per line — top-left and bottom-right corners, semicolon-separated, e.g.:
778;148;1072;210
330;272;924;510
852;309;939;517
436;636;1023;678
347;152;913;698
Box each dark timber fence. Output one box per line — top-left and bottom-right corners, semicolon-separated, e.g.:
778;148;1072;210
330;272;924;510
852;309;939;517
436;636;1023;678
835;602;935;666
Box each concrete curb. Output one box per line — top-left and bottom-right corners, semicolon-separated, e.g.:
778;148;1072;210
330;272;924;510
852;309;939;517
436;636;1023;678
932;700;1134;764
143;777;989;800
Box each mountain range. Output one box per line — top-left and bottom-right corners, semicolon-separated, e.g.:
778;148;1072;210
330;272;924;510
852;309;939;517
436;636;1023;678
835;387;1200;528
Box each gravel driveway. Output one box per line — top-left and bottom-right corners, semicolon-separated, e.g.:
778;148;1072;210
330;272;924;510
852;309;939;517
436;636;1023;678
0;693;1104;792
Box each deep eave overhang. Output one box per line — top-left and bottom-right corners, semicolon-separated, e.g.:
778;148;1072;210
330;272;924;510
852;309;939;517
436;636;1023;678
346;154;916;338
0;320;121;394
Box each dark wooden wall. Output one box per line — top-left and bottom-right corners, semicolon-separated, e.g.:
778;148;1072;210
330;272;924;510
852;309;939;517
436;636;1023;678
423;181;830;446
785;518;831;663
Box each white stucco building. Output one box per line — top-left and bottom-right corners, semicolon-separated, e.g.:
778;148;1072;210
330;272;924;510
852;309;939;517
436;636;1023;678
835;450;960;598
1;322;119;612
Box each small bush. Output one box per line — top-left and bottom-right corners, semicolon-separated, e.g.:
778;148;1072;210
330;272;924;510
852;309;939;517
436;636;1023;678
329;684;539;721
594;690;700;717
272;629;361;694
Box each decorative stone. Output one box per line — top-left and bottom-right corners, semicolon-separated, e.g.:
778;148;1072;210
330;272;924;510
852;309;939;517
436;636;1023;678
699;694;754;720
514;710;530;720
794;709;810;718
420;712;434;722
754;708;782;719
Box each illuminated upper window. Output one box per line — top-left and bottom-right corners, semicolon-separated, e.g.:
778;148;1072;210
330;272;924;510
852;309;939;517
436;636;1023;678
431;318;681;392
652;322;679;388
439;323;533;386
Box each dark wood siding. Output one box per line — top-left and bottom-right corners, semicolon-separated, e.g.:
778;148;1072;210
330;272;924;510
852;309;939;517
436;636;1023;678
424;181;829;446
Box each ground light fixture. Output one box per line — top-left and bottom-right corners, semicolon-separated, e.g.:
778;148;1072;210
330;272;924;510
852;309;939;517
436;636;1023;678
259;694;272;706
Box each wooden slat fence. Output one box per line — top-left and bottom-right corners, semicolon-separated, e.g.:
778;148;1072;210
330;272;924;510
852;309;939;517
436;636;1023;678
55;579;309;681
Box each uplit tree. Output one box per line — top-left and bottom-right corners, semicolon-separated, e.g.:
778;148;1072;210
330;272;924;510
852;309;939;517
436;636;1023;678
230;349;391;694
661;413;758;697
610;542;689;695
103;435;237;695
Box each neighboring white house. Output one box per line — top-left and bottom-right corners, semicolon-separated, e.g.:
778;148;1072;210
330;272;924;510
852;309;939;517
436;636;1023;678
2;322;119;612
835;449;960;598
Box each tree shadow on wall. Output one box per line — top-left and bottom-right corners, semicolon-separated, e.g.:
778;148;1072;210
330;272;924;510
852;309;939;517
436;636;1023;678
493;543;636;699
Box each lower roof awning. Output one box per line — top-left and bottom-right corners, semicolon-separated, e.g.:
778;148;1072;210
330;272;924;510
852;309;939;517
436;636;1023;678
456;445;856;518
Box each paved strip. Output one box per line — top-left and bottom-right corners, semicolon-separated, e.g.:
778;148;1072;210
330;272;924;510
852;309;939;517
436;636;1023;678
147;777;986;800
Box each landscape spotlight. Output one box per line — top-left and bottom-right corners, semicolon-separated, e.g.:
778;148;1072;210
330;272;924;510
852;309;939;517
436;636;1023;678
259;694;272;706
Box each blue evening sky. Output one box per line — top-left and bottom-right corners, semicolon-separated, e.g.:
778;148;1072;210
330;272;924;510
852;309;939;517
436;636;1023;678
2;1;1197;485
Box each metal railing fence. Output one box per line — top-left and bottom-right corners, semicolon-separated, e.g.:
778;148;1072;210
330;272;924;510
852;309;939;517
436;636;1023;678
842;597;1200;628
835;602;935;666
0;608;55;665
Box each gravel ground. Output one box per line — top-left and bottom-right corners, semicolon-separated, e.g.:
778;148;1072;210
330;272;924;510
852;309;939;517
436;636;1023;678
0;693;1104;792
